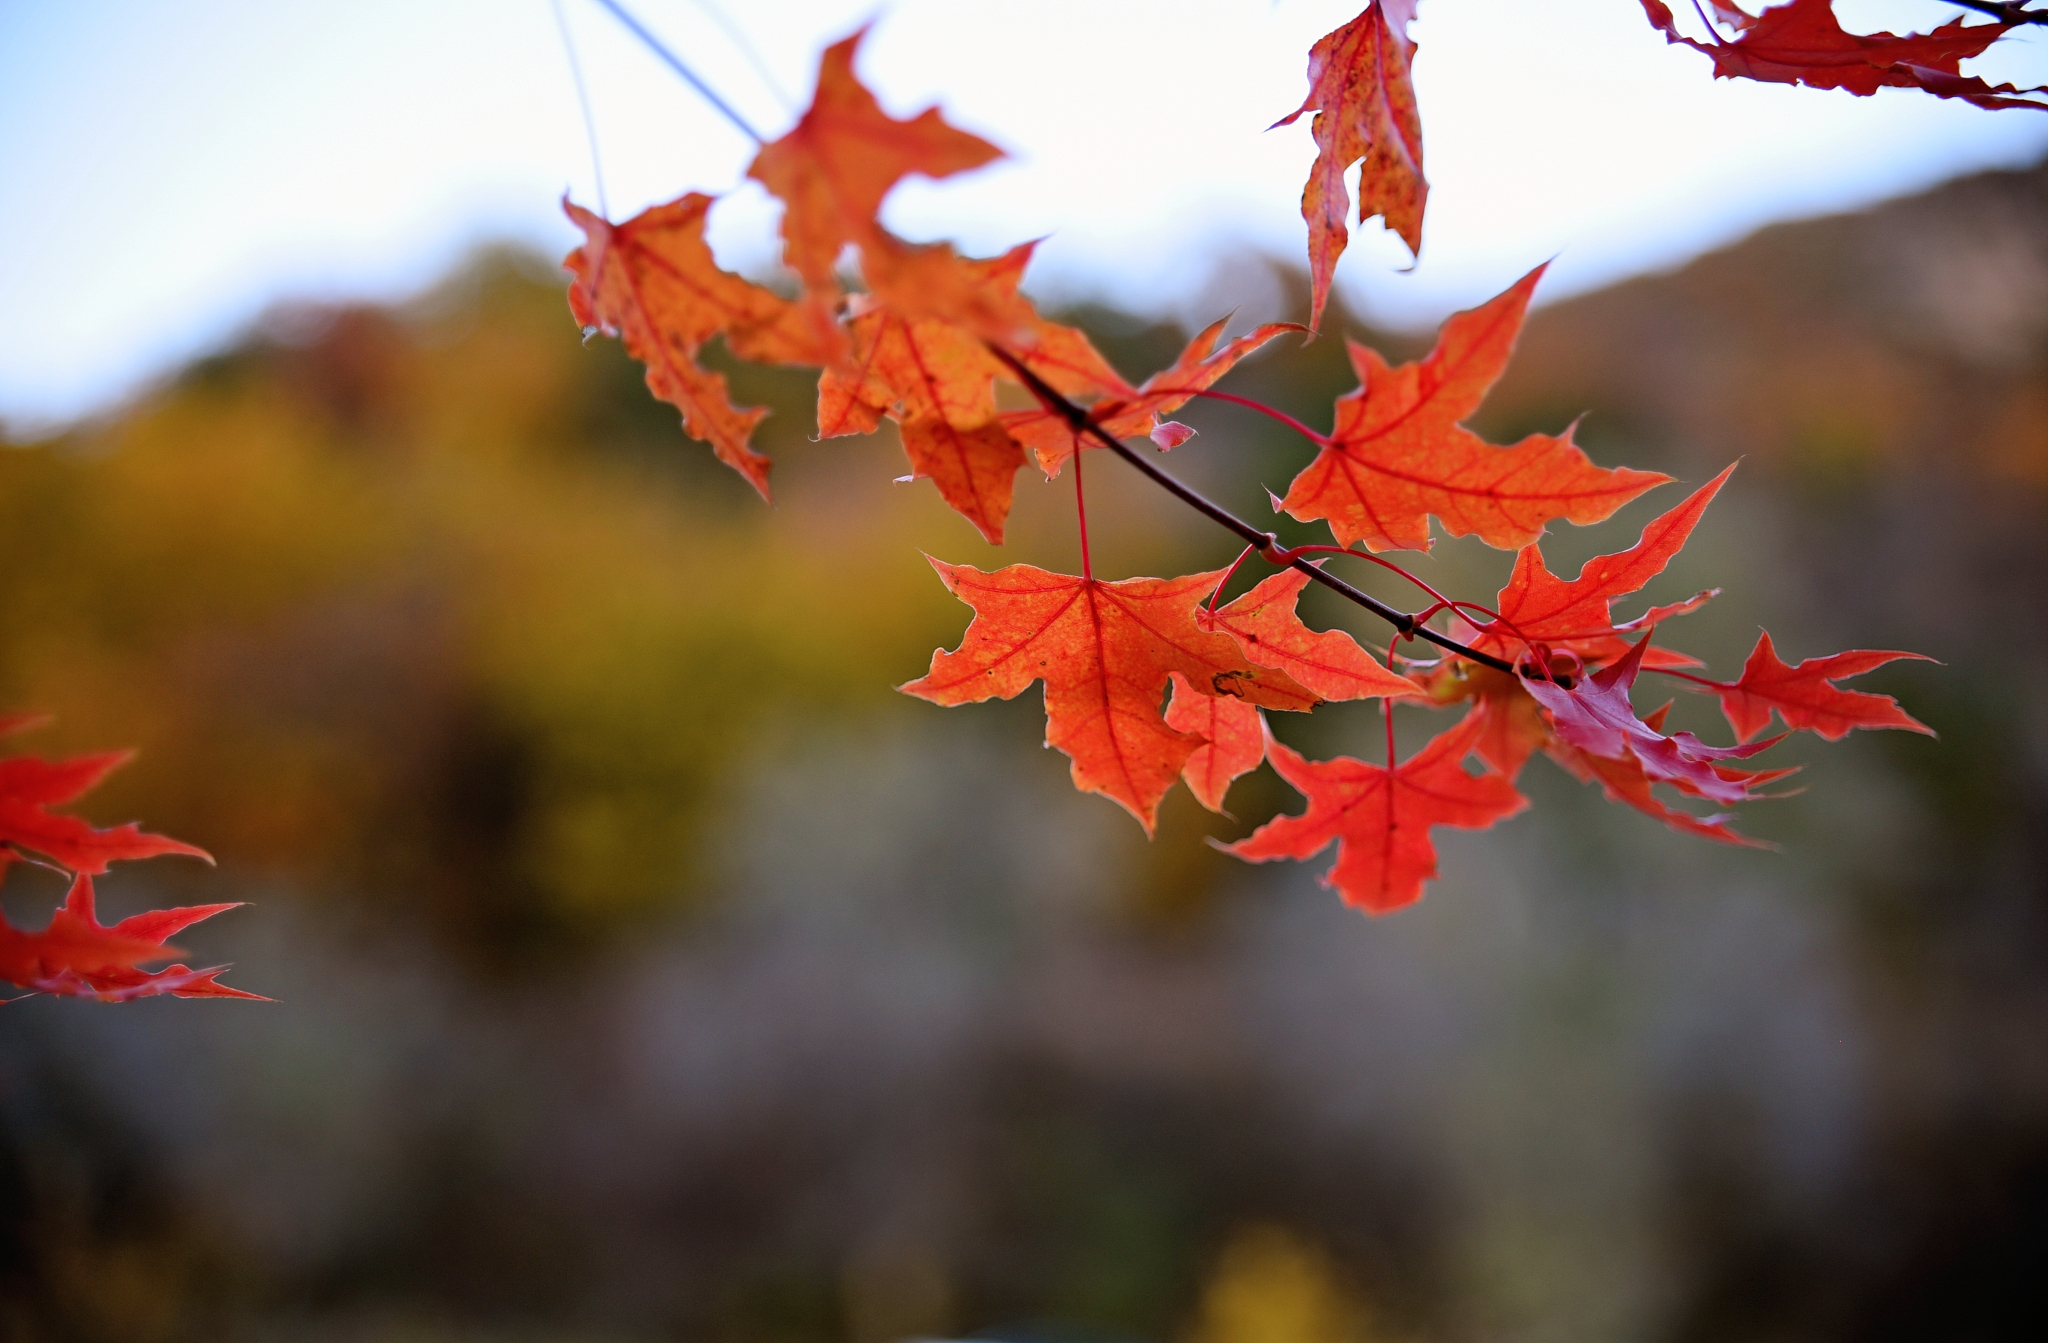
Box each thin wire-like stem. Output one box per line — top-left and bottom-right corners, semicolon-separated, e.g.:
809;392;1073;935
1209;544;1260;613
1264;542;1456;609
1189;389;1332;447
1409;599;1451;628
982;343;1566;686
1647;666;1728;689
586;0;768;144
677;0;796;112
1073;438;1093;580
1242;539;1561;677
551;0;610;218
1383;699;1398;841
1460;607;1555;681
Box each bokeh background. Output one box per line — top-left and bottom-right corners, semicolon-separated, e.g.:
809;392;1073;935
4;2;2047;1341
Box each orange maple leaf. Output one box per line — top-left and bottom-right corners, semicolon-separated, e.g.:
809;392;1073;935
1274;1;1427;328
1279;266;1668;552
1165;673;1266;814
1226;709;1527;913
1464;463;1737;666
748;28;1004;298
564;193;829;499
852;237;1129;403
815;238;1130;544
859;231;1044;344
817;279;1023;543
1198;567;1424;703
900;562;1317;831
1706;632;1936;742
1412;661;1553;780
1006;319;1299;474
0;871;262;1002
817;242;1125;544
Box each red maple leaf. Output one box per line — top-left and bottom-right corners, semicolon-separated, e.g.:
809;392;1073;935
1273;0;1427;328
1705;632;1936;742
0;870;262;1002
900;562;1317;831
1226;709;1527;913
1642;0;2046;110
1279;267;1669;552
1409;659;1798;844
1;729;212;876
1543;737;1770;848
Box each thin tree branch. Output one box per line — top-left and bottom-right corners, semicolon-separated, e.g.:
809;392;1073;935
586;0;768;144
984;344;1563;685
551;0;610;218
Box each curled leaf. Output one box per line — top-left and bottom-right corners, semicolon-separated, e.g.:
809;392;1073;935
563;193;826;499
1523;636;1778;806
1274;0;1428;326
1641;0;2045;110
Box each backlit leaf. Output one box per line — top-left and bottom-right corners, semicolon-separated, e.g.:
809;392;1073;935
1273;1;1427;327
900;562;1317;831
1279;267;1668;551
1226;709;1526;913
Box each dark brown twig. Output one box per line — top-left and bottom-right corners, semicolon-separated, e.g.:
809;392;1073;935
1946;1;2048;27
984;344;1565;685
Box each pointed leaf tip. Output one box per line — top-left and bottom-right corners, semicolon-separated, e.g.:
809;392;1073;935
1227;710;1526;913
1281;269;1667;551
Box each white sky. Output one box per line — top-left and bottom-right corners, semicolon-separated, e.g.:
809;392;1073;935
0;0;2042;431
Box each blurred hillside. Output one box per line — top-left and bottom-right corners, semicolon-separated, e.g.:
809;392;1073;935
2;159;2044;1343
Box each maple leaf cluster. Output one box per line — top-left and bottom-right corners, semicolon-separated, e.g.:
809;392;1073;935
0;714;260;1002
566;3;1952;917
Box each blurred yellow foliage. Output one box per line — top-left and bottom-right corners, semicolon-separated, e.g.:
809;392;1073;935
0;253;965;956
1190;1224;1367;1343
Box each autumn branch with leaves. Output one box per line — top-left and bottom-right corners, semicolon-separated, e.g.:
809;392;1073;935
9;0;2029;999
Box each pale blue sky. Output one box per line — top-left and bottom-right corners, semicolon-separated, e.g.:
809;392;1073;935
1;0;2042;430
